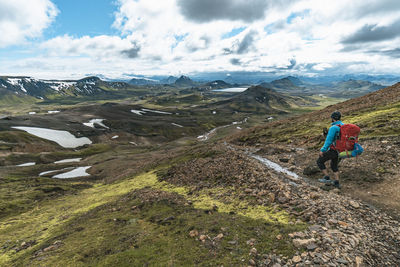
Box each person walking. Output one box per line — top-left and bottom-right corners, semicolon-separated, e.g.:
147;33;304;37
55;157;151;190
317;111;343;188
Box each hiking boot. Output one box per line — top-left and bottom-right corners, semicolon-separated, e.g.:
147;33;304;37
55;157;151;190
332;180;341;189
318;176;331;184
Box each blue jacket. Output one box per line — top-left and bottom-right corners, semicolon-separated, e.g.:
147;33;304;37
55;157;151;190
320;121;344;152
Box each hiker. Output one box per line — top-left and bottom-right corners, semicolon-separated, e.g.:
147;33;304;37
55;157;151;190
317;111;344;188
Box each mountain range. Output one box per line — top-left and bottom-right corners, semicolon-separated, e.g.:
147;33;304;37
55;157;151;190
0;74;389;106
259;76;385;98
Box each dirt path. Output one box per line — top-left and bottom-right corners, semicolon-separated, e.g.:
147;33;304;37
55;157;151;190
165;143;400;266
244;138;400;219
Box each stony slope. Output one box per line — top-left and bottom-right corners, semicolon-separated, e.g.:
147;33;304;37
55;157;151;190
163;144;400;266
229;82;400;234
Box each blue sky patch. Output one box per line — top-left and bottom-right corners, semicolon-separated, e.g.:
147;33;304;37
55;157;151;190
286;9;311;24
44;0;119;38
222;27;246;39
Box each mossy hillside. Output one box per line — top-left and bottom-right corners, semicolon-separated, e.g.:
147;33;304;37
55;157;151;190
234;99;400;147
346;101;400;138
150;93;208;107
0;144;113;219
0;175;91;220
2;143;111;166
0;93;38;107
2;172;306;266
22;190;304;266
0;131;50;145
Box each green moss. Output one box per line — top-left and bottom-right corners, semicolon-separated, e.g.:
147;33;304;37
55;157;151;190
346;102;400;138
376;166;386;173
0;131;47;144
52;143;112;158
239;100;400;146
0;94;38;106
2;171;306;266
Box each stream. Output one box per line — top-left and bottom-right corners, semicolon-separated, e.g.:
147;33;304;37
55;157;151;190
198;119;305;186
197;118;248;141
223;142;308;188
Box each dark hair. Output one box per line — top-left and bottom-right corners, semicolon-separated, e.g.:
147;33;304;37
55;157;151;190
331;111;341;120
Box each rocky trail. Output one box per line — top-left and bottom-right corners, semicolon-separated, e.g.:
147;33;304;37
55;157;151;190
164;142;400;266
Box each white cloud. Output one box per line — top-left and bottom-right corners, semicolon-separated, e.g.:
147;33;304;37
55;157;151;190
0;0;58;48
3;0;400;78
41;35;136;59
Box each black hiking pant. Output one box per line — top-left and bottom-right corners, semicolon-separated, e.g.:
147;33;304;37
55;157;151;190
317;149;339;172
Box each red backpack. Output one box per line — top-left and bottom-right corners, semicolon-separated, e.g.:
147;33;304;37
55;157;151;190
330;124;360;152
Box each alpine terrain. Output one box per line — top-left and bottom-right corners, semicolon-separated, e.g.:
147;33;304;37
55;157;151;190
0;73;399;266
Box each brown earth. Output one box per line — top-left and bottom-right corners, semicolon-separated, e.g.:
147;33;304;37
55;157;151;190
250;137;400;219
159;144;400;266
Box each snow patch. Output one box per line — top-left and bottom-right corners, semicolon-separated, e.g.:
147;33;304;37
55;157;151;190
28;112;36;115
111;135;119;139
131;109;146;115
7;78;27;93
17;162;36;167
52;166;91;179
12;126;92;148
171;123;183;128
48;110;60;114
213;87;248;93
141;108;172;115
131;108;173;115
44;81;76;91
39;167;73;176
7;78;21;86
83;119;109;129
54;158;82;164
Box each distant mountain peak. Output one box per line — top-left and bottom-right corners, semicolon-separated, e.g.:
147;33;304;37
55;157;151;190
78;76;101;83
177;75;191;81
285;76;303;86
205;80;230;87
161;76;178;84
242;85;275;96
128;77;159;85
174;75;196;86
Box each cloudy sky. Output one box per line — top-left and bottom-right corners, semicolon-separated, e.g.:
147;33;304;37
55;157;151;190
1;0;400;79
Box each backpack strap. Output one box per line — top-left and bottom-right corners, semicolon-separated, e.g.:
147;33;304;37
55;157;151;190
329;124;342;151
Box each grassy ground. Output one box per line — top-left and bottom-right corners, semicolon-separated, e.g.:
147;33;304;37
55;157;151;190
233;96;400;147
346;101;400;138
1;171;306;266
0;89;344;266
0;144;112;220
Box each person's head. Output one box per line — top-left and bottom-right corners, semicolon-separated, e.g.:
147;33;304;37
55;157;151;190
331;111;341;122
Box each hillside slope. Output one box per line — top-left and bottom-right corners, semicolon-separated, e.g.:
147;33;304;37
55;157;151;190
259;77;385;98
210;85;303;114
232;82;400;145
230;82;400;218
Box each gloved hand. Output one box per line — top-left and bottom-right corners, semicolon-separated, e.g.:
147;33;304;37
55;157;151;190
323;127;328;137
